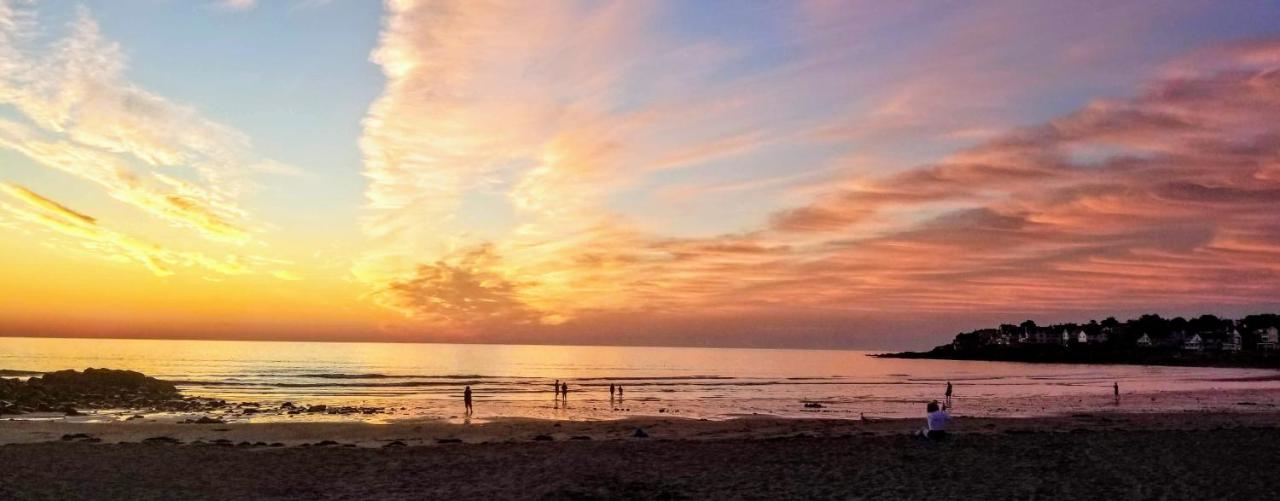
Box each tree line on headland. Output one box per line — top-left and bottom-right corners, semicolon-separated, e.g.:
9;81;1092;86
877;313;1280;368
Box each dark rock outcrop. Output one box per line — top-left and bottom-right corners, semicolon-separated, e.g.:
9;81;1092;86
0;368;181;413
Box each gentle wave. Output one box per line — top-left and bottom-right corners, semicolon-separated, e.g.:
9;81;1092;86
171;379;942;389
293;373;501;380
290;373;741;381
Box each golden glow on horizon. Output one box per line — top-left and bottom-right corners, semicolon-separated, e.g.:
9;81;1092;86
2;1;1280;347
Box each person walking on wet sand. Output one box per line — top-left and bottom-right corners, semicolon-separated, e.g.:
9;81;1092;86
945;381;953;406
554;379;560;399
617;385;623;399
1114;381;1120;403
463;385;473;415
561;381;569;401
610;383;616;400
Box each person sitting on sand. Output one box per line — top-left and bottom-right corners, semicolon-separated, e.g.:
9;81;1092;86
919;400;950;440
463;385;473;415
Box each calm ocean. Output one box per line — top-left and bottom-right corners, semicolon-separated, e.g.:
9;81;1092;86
3;337;1278;421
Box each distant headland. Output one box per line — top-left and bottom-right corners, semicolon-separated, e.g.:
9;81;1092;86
877;314;1280;368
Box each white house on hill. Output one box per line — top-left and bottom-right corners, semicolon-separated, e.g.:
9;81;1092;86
1184;334;1203;351
1076;330;1088;344
1258;327;1279;351
1222;330;1242;352
1136;333;1152;347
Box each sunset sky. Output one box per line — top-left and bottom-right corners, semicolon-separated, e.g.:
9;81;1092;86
2;0;1279;349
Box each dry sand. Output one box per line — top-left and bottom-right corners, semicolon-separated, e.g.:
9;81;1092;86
3;411;1280;499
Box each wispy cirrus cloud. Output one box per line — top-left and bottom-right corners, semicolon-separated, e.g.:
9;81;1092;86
0;2;300;279
213;0;257;12
0;183;257;277
358;0;1280;337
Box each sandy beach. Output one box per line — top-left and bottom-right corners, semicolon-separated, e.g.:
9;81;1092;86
4;411;1280;499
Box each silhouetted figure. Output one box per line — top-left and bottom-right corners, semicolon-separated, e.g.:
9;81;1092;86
945;381;953;406
561;382;569;401
919;400;950;441
610;383;616;398
463;385;473;415
554;379;560;399
1114;381;1120;404
617;385;623;399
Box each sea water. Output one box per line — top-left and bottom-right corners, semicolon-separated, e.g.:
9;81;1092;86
3;337;1279;421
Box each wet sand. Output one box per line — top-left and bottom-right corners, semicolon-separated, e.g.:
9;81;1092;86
3;411;1280;499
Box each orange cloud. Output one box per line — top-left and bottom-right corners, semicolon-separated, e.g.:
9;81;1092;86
0;183;255;277
364;27;1280;332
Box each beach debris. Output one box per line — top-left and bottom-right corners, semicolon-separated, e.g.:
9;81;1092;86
803;402;824;409
307;405;328;413
60;433;96;442
189;416;225;424
633;428;649;438
62;406;82;416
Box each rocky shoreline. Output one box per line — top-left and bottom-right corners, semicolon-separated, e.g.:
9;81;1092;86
0;368;385;421
0;368;198;416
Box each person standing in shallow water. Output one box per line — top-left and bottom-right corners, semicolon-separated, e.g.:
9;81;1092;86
1114;382;1120;403
945;381;953;406
561;382;569;401
463;385;473;416
610;383;616;400
554;379;560;399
